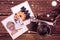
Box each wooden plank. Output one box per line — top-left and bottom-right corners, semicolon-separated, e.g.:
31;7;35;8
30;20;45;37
0;16;8;33
16;34;60;40
0;1;56;13
0;33;60;40
43;34;60;40
0;0;53;2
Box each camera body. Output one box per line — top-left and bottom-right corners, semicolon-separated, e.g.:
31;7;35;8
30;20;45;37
29;18;53;36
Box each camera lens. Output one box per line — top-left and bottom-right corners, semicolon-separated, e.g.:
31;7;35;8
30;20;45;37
37;22;51;36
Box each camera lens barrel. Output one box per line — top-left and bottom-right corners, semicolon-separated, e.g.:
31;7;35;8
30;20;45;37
37;22;51;36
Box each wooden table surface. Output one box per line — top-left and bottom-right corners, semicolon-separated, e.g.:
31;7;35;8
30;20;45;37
0;0;60;40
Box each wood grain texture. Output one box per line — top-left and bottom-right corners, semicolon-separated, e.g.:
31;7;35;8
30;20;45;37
0;1;57;13
0;0;54;1
0;0;60;40
0;33;60;40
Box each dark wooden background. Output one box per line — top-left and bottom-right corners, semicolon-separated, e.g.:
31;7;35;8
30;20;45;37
0;0;60;40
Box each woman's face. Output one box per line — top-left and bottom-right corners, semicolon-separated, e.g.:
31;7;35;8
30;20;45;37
7;22;15;31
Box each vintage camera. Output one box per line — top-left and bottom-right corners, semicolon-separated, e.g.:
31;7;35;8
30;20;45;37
29;17;53;36
29;5;60;36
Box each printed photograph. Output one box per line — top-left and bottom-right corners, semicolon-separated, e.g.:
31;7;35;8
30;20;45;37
11;1;34;25
1;13;28;40
1;1;34;40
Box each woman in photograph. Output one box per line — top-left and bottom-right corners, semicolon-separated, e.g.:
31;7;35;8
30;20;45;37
14;14;20;23
14;14;23;24
14;14;23;30
6;22;18;35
